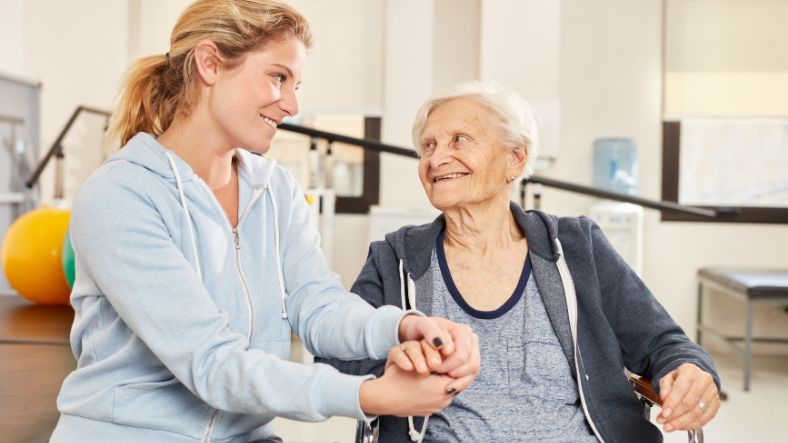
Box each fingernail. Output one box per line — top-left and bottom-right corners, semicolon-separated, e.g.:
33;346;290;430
418;363;427;372
663;408;671;417
433;338;444;348
430;357;441;367
430;371;439;375
664;424;673;432
446;388;456;395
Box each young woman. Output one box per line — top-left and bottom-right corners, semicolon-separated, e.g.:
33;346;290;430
50;1;479;442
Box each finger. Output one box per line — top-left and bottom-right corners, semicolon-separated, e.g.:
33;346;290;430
387;345;413;371
408;318;448;351
666;384;721;431
445;333;480;378
445;373;476;394
420;339;443;371
659;371;676;402
436;331;476;374
659;369;692;420
403;341;429;374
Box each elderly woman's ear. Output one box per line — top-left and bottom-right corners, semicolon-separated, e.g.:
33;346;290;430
507;146;528;181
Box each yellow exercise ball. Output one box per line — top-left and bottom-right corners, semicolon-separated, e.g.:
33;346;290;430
1;206;72;305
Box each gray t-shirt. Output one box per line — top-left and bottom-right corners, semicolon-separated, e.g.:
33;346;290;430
424;234;598;442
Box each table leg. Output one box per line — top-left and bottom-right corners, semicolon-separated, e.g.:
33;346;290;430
744;300;753;392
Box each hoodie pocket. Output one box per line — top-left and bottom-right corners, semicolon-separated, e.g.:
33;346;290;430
508;338;576;402
113;377;210;438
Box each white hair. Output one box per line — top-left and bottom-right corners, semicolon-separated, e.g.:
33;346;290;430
411;79;540;179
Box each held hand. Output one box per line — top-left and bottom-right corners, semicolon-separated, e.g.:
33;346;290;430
398;316;478;377
359;363;455;417
656;363;721;432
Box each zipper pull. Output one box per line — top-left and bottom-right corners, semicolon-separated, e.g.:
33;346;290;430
233;229;240;250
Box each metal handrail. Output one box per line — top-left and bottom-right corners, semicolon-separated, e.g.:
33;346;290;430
278;123;716;218
524;176;717;217
26;108;716;218
278;122;419;159
26;106;112;189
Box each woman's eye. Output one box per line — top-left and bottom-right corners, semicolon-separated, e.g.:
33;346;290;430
272;74;286;86
454;135;468;143
423;142;436;151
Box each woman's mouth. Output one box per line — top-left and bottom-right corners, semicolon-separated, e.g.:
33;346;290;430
434;173;468;183
261;115;278;129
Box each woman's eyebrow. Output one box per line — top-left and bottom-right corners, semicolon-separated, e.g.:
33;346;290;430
270;63;293;78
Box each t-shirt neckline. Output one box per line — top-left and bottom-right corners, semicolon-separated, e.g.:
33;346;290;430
436;229;531;320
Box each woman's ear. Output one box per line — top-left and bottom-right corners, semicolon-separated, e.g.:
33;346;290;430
193;40;222;86
508;146;527;177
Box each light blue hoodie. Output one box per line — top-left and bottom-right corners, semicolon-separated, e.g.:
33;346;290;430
52;133;409;443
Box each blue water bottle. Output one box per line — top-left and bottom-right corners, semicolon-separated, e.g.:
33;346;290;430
593;138;637;196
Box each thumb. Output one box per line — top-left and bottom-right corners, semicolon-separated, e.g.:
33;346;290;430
407;318;447;351
659;372;676;401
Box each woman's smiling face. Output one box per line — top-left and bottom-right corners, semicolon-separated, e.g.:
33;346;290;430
418;98;516;212
208;35;306;153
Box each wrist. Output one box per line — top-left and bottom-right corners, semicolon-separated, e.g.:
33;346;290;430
398;315;418;343
359;378;384;416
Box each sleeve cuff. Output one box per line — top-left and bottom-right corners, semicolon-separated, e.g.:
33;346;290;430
315;370;378;422
367;308;425;360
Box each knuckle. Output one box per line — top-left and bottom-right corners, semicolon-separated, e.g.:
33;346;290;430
682;396;696;408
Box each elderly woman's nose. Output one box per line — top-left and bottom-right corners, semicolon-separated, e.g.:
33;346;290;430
429;142;454;168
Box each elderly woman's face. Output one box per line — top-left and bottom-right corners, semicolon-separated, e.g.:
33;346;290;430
418;98;515;211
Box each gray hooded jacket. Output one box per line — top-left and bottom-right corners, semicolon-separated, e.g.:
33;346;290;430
317;203;720;443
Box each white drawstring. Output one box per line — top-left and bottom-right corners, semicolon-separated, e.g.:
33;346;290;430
166;152;202;282
399;260;428;442
399;260;407;310
268;185;288;319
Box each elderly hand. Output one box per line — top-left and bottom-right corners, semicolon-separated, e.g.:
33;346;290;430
394;316;480;394
656;363;721;432
359;361;455;417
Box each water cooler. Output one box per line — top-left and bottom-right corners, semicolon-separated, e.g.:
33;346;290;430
590;139;644;276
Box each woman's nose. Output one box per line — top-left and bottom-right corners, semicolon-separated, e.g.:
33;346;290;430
430;142;453;169
279;85;299;117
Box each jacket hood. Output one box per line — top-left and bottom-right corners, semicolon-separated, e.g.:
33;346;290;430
386;202;561;280
107;132;278;189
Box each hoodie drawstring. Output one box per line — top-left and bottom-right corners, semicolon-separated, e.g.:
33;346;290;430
165;152;287;319
399;259;429;443
267;184;288;319
166;152;202;282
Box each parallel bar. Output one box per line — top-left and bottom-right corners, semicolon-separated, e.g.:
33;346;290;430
0;193;26;204
525;175;717;217
278;123;420;159
0;114;24;125
26;106;112;189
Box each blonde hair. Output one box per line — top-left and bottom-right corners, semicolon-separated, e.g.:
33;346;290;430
107;0;313;148
411;80;540;179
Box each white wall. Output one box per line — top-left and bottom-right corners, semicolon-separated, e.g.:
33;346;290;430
0;0;130;208
540;0;788;354
0;0;25;77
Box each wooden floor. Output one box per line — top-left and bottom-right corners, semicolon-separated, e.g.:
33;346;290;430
0;296;75;443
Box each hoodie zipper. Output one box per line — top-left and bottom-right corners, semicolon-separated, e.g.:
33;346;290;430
194;177;266;443
555;246;606;443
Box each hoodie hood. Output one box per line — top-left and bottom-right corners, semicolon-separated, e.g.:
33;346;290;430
109;132;278;190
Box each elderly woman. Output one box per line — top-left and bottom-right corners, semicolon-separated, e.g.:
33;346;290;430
318;80;721;443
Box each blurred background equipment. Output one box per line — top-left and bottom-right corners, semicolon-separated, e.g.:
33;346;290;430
1;206;71;305
0;73;41;295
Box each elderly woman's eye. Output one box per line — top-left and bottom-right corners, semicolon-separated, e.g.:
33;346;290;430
424;142;436;150
454;135;469;142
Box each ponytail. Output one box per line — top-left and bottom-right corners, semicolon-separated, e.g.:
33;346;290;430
106;0;313;149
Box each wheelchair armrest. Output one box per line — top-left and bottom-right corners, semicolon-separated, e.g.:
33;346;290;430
629;375;662;406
